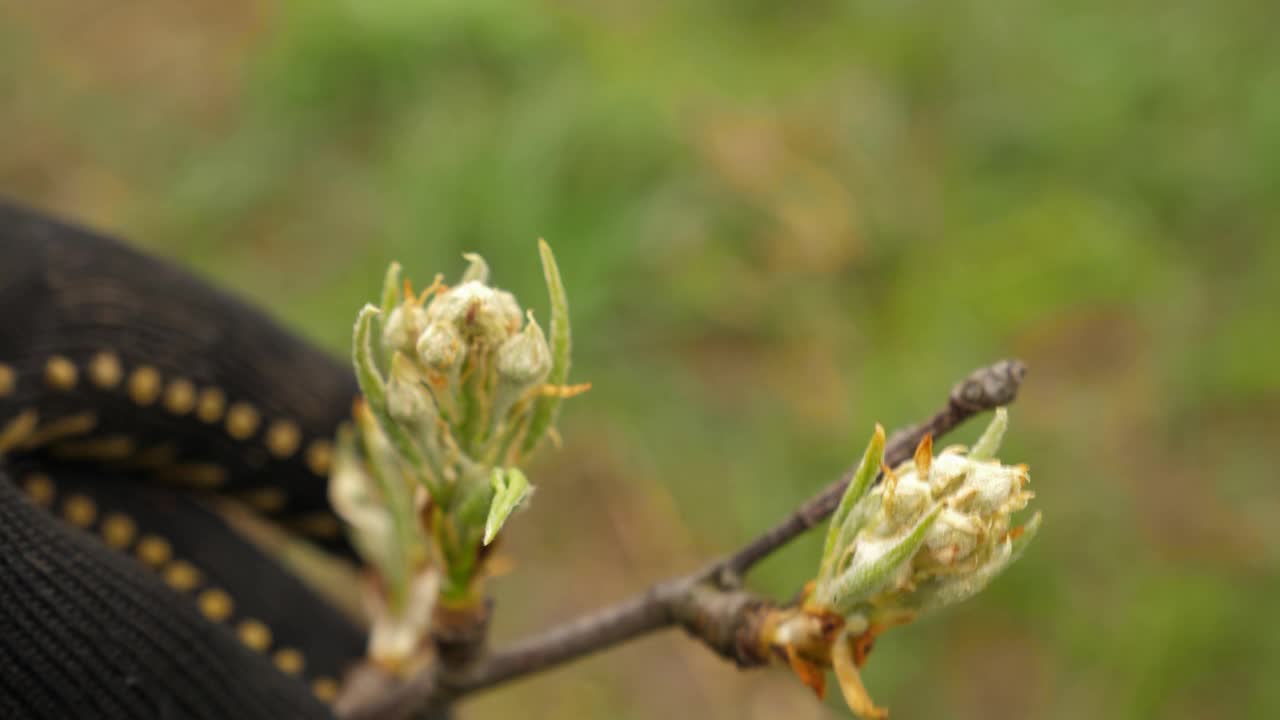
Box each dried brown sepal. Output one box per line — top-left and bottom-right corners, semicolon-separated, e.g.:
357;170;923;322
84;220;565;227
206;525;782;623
759;604;845;704
417;274;446;305
537;382;593;399
913;433;933;481
852;624;880;668
797;579;818;609
880;462;899;505
804;606;847;647
785;644;828;699
833;632;889;719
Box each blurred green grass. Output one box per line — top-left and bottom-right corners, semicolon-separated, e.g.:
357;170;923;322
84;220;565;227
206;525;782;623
3;1;1279;717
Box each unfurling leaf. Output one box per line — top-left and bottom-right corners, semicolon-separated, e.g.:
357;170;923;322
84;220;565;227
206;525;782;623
832;631;888;720
353;305;443;496
791;411;1039;718
818;424;886;590
484;467;533;545
522;239;572;456
824;503;944;614
969;406;1008;461
379;262;402;323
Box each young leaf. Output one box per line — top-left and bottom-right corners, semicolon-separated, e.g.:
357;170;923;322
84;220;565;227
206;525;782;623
379;262;403;322
819;422;890;586
354;305;445;496
484;467;532;545
969;406;1008;461
826;503;944;614
353;305;389;410
350;409;413;612
521;239;571;456
461;253;490;284
818;425;886;588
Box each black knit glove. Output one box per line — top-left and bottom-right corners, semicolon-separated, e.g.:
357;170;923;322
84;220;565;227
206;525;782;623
0;199;376;718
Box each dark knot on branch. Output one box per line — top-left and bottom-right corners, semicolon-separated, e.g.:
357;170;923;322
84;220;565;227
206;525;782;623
950;358;1026;412
672;584;773;668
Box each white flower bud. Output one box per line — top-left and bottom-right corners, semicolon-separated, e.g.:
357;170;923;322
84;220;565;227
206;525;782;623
910;511;1040;615
962;460;1031;515
926;452;971;494
492;289;523;335
814;409;1038;619
882;473;932;526
925;507;982;565
386;352;435;425
482;313;554;439
496;313;552;387
416;322;465;373
382;304;427;355
426;280;522;344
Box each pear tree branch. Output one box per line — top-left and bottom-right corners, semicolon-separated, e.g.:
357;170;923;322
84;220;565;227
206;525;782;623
341;359;1027;720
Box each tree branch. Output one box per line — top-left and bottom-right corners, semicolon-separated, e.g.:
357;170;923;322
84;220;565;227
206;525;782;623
341;359;1026;720
708;358;1027;581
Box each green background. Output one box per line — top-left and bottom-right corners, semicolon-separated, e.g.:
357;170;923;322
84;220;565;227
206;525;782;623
3;1;1278;717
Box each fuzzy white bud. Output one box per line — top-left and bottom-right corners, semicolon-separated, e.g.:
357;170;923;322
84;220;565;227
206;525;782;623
814;408;1038;618
386;352;435;426
382;304;427;355
496;313;552;387
416;322;465;373
425;280;523;343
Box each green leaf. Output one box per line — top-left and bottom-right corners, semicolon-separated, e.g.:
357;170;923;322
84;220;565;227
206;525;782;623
521;239;571;456
353;305;389;409
827;503;944;615
1008;510;1042;563
354;305;445;497
818;424;886;588
484;467;532;545
350;412;413;613
969;407;1008;461
379;262;402;325
461;252;490;284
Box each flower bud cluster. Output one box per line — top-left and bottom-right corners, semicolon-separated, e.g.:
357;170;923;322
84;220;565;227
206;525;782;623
813;408;1038;619
328;241;581;670
794;408;1040;718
